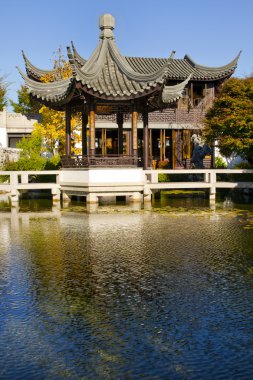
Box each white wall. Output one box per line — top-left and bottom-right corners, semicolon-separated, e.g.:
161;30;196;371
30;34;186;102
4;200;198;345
0;108;38;148
0;108;7;147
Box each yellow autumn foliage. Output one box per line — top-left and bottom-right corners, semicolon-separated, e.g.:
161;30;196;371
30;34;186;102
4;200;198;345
33;58;82;155
33;106;81;156
40;60;72;83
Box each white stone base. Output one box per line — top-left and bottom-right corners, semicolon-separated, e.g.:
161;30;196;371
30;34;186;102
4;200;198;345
59;168;146;202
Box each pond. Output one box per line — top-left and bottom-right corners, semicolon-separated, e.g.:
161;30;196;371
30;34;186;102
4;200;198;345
0;195;253;379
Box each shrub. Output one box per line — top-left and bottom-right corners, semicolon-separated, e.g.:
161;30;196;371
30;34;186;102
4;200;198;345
45;154;61;169
234;162;253;169
215;157;227;169
3;157;47;171
158;174;169;182
157;160;170;182
1;135;62;172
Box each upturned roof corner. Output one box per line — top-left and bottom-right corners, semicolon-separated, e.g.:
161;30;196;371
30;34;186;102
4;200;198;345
18;14;240;111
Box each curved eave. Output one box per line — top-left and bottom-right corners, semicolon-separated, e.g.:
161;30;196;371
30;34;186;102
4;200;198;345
22;51;58;81
71;42;86;67
68;38;170;85
184;51;241;73
68;38;169;99
126;52;241;81
162;74;192;104
108;40;170;82
76;81;163;101
17;67;75;103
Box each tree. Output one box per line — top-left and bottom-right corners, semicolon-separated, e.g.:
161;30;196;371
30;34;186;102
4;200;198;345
3;133;61;171
33;106;81;156
0;76;8;110
203;77;253;164
10;85;40;114
34;50;81;155
11;49;81;156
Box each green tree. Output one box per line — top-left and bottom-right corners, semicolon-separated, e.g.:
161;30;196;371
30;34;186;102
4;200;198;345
3;134;61;171
203;77;253;164
10;85;40;114
0;76;8;110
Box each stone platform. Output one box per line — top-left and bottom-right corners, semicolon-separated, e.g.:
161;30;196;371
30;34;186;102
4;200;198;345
59;168;147;203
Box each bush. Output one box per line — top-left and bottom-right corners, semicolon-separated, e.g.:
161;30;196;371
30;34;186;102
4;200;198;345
158;174;169;182
215;157;227;169
234;162;253;169
45;154;61;170
1;134;62;172
2;155;61;172
157;160;170;182
3;157;47;171
231;161;253;182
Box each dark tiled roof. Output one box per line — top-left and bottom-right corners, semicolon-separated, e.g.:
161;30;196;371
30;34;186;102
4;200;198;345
22;51;58;82
18;14;239;107
125;52;241;81
17;67;74;104
68;39;171;98
19;14;190;105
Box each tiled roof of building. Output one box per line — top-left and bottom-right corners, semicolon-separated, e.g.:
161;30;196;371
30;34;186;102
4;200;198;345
18;14;239;109
22;51;59;82
125;52;240;81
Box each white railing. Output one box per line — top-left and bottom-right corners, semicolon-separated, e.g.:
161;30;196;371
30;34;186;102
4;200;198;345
0;169;252;204
144;169;253;200
0;171;61;201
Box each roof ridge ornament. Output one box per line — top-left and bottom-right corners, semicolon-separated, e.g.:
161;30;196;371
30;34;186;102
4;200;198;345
99;14;115;40
169;51;176;59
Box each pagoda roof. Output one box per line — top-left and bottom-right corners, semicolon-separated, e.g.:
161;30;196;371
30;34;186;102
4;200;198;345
67;38;171;99
125;52;241;81
21;51;59;81
18;14;240;110
17;67;75;105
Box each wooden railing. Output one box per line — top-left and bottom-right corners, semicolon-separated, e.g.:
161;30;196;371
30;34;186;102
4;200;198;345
61;155;138;168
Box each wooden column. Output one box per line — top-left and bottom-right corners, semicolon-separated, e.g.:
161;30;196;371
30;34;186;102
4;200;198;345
102;128;106;156
82;113;88;156
171;129;176;169
143;110;149;170
149;129;152;160
117;112;124;155
65;104;71;156
132;105;138;157
190;82;194;105
204;83;207;97
89;103;96;156
160;129;165;161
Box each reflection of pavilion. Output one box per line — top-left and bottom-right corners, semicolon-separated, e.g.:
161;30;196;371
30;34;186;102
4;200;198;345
19;14;239;170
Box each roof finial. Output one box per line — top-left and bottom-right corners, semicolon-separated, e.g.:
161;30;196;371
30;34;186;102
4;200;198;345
170;51;176;59
99;14;115;40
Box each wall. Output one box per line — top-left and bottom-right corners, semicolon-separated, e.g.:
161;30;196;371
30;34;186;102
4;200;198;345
0;147;20;167
0;108;38;148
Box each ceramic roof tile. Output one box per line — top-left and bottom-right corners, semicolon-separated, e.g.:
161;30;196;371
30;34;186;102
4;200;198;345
18;14;239;107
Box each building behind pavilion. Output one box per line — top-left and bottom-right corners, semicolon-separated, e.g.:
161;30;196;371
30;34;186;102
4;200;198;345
18;14;240;170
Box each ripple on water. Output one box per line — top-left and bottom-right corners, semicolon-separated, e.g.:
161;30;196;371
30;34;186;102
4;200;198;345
0;209;253;379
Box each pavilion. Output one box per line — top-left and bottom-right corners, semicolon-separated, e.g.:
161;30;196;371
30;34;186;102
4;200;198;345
18;14;240;170
17;14;239;169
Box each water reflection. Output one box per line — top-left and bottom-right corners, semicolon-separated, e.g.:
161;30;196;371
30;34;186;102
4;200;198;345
0;195;253;378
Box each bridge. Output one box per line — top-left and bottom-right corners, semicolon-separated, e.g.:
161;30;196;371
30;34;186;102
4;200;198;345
0;169;252;205
144;169;253;202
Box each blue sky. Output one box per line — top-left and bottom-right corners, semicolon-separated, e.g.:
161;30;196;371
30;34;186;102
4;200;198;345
1;0;253;104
